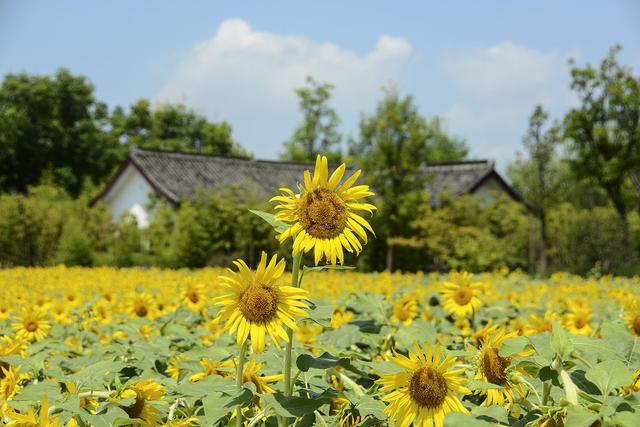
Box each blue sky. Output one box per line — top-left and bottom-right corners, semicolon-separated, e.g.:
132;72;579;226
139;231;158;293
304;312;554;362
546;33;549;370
2;1;639;170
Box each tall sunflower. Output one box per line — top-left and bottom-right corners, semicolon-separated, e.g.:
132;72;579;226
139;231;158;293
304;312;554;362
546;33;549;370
475;328;533;406
271;155;376;265
441;272;482;318
216;253;309;353
11;308;51;342
376;342;469;427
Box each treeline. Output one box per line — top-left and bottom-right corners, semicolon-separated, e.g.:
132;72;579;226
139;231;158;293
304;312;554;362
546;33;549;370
1;183;637;275
1;46;639;275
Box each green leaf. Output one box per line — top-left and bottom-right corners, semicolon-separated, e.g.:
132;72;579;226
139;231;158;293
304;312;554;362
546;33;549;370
305;302;334;327
203;393;231;425
467;379;504;390
346;393;387;420
551;321;573;359
444;412;495;426
297;352;351;372
585;360;632;397
248;209;289;233
471;405;508;425
261;392;331;418
499;336;533;358
564;405;600;427
612;411;640;427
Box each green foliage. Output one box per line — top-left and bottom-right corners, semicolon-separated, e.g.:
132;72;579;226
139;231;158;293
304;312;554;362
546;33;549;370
0;69;119;196
564;45;640;258
547;203;636;274
56;216;94;266
392;192;530;272
111;99;249;158
280;76;342;163
350;87;468;270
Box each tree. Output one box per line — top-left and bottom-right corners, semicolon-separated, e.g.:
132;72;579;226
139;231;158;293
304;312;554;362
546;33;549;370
0;69;119;196
281;76;342;163
349;88;467;271
508;105;561;273
111;99;249;158
564;45;640;261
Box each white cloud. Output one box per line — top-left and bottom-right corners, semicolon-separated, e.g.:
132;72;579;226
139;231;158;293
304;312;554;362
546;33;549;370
439;42;575;169
155;19;413;157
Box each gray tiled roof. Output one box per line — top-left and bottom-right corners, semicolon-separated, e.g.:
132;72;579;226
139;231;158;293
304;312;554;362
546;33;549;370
112;147;505;204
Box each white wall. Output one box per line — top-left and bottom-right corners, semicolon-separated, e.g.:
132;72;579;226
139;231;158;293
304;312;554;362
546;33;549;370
102;163;154;228
470;175;506;204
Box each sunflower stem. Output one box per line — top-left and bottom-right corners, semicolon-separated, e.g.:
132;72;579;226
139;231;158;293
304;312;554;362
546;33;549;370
282;252;303;425
236;340;248;427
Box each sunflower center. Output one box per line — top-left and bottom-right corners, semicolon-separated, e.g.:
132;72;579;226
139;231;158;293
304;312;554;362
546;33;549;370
188;292;199;303
482;347;511;385
633;315;640;336
240;285;278;323
25;321;38;332
408;367;448;408
122;392;145;419
574;317;586;329
135;305;148;317
298;189;348;239
454;287;472;305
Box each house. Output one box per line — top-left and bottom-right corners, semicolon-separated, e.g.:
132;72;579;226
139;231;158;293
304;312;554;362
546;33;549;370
90;147;524;226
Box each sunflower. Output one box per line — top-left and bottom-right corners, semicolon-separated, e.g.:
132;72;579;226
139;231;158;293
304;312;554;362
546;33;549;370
242;358;283;394
189;358;234;382
376;342;469;427
524;311;556;336
216;252;309;353
563;307;593;336
199;317;224;346
441;272;482;318
295;321;324;348
165;355;186;381
128;292;156;320
271;155;376;265
12;308;51;342
331;306;354;330
475;328;533;406
623;300;640;336
119;379;166;427
5;395;59;426
391;294;419;325
0;365;23;403
182;282;206;312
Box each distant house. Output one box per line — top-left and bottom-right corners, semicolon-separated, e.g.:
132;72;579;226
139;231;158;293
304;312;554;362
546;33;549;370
91;147;524;226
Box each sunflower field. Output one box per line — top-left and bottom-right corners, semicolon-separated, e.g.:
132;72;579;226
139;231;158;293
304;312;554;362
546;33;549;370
1;156;640;427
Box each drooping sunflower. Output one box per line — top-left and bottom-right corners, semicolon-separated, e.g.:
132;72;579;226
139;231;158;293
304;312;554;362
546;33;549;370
119;379;166;427
475;328;533;406
242;358;283;394
11;308;51;342
271;155;376;265
376;342;469;427
441;272;482;318
189;358;234;382
216;252;309;353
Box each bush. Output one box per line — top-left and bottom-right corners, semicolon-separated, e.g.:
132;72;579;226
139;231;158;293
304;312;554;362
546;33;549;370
392;192;531;272
56;216;93;266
